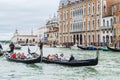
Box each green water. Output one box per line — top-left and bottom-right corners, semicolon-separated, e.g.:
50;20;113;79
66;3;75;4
0;45;120;80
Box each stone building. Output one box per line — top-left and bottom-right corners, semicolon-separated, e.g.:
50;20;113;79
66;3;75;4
45;15;59;45
58;0;119;46
11;29;38;44
112;1;120;47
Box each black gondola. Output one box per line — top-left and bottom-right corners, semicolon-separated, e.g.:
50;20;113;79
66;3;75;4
77;45;88;50
5;53;41;64
41;50;99;67
77;45;99;50
107;46;120;52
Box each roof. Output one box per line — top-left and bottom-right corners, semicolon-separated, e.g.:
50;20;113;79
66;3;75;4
14;35;37;37
59;0;79;7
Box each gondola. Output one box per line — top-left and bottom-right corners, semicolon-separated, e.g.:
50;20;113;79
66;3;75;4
77;45;87;50
5;53;41;64
107;46;120;52
41;50;99;67
77;45;97;50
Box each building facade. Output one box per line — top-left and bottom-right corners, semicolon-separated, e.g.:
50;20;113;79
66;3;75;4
38;26;47;41
45;16;59;45
58;0;119;46
11;30;38;44
112;1;120;47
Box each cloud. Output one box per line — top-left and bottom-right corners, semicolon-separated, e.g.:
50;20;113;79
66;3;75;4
0;0;60;40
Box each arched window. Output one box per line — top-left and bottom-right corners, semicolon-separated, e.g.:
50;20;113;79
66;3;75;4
104;5;106;13
111;36;113;43
93;20;94;29
107;21;109;27
98;19;100;27
33;39;35;42
103;19;105;26
103;36;105;43
111;18;113;26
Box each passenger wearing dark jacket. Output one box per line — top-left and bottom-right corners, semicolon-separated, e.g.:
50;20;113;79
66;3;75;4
8;42;15;53
69;54;75;62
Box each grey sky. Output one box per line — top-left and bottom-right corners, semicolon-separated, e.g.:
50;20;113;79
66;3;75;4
0;0;60;40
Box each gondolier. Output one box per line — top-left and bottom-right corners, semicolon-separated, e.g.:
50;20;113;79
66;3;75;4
38;41;43;50
8;42;15;53
38;41;43;62
0;43;3;50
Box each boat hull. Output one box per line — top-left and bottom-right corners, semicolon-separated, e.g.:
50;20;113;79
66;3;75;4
107;46;120;52
6;55;41;64
42;57;98;67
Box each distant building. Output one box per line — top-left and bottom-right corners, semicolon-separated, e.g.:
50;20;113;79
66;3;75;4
38;26;47;41
45;15;59;45
11;29;38;44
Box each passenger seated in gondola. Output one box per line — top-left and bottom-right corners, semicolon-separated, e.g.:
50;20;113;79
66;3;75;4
11;53;17;59
20;53;26;59
31;53;39;58
47;54;54;60
53;54;58;60
16;52;21;59
60;53;66;61
47;54;51;59
26;54;32;59
69;54;75;62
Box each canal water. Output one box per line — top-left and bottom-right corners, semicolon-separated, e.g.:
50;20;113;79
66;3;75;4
0;44;120;80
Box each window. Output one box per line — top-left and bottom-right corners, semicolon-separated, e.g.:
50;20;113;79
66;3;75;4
103;36;105;43
93;3;94;14
104;5;106;13
111;18;113;25
93;20;94;29
114;17;116;23
111;36;113;43
98;1;100;13
93;35;94;42
98;19;100;27
107;21;109;27
88;4;90;15
103;19;105;26
89;21;90;30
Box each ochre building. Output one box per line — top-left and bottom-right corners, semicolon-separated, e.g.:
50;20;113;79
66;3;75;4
58;0;119;46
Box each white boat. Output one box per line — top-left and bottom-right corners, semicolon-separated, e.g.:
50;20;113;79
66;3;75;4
56;45;66;48
70;44;79;50
15;44;21;49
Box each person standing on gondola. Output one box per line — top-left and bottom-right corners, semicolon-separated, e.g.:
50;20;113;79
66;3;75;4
0;43;3;50
38;41;43;62
8;42;15;53
69;54;75;62
38;41;43;50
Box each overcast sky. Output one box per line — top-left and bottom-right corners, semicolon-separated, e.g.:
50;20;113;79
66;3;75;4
0;0;60;40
